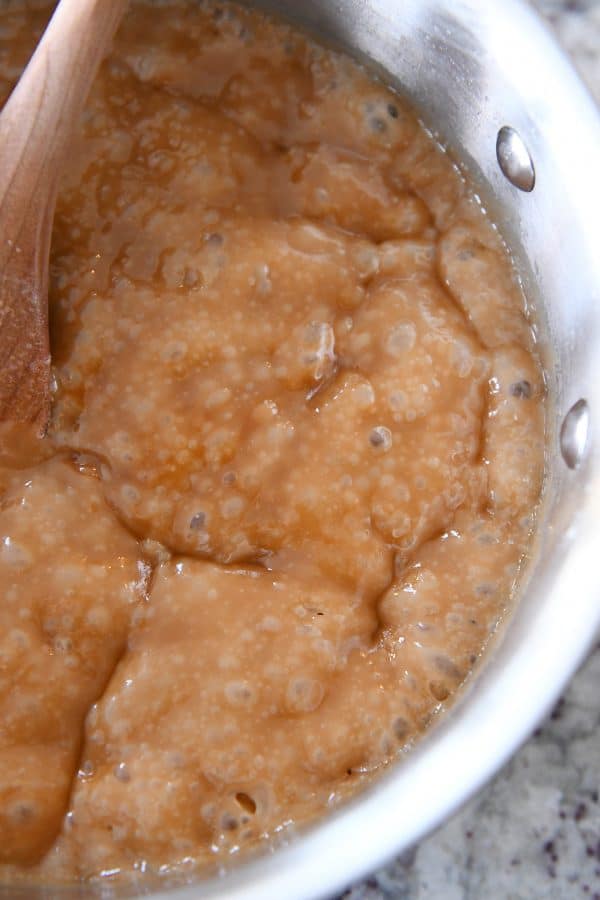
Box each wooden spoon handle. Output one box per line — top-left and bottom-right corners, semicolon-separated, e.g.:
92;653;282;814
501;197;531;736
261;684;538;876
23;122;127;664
0;0;128;431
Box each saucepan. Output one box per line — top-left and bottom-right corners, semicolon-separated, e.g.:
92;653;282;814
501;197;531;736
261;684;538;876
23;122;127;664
6;0;600;898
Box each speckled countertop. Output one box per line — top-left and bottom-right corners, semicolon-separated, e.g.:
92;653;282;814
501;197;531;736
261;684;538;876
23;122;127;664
340;2;600;899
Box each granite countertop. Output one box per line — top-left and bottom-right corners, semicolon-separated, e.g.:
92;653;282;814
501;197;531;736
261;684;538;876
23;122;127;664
341;2;600;898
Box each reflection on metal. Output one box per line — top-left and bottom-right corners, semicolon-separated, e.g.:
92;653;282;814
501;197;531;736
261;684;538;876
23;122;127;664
496;125;536;191
560;398;590;469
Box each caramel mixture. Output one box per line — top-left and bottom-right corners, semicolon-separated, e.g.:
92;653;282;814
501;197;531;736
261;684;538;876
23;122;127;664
0;0;545;885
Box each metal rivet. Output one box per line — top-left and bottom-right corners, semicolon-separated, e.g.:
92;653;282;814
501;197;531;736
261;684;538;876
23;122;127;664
560;399;589;470
496;126;535;192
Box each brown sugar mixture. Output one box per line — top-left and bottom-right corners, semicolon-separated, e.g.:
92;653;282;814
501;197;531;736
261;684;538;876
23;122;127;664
0;0;545;886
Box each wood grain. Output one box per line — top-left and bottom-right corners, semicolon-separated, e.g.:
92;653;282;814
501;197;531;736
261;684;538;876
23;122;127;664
0;0;128;433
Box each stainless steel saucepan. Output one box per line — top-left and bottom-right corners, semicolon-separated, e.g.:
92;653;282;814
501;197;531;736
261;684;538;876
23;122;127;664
6;1;600;898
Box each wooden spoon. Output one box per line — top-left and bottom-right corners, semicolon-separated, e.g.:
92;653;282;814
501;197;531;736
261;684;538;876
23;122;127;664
0;0;128;434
